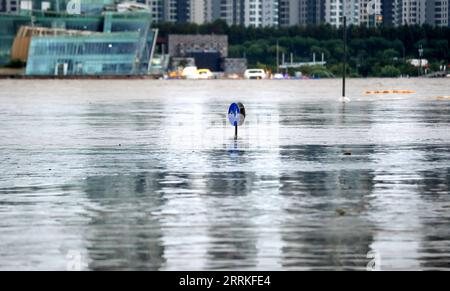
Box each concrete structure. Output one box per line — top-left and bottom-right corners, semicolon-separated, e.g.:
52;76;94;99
279;0;298;26
401;0;427;25
279;0;326;27
138;0;164;22
243;0;279;27
137;0;206;24
26;0;115;14
325;0;360;27
168;34;228;58
381;0;395;25
207;0;245;26
168;34;240;72
223;58;247;75
382;0;449;27
133;0;450;27
189;0;207;24
360;0;382;26
0;0;20;13
209;0;278;27
426;0;449;27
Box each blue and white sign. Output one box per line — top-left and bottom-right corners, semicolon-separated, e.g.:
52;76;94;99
228;103;240;126
228;102;246;127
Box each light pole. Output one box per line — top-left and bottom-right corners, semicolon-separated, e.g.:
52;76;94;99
342;16;347;100
276;40;279;74
418;45;424;77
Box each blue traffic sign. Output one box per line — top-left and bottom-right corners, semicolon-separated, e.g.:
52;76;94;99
228;103;240;126
228;102;246;127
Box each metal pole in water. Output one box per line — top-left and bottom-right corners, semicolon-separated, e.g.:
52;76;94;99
276;41;280;73
342;16;347;99
235;125;238;139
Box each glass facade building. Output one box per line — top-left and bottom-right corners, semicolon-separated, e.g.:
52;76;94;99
27;31;149;75
0;13;30;65
0;9;157;75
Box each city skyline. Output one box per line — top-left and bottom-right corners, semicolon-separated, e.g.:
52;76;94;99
0;0;449;27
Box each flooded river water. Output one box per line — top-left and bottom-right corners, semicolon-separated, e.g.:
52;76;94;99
0;78;449;270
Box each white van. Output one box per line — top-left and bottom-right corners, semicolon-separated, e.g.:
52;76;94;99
244;69;267;80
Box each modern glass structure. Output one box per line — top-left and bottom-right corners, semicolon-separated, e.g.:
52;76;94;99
0;13;30;65
26;31;147;75
0;9;157;75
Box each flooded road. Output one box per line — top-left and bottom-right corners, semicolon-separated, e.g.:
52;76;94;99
0;78;449;270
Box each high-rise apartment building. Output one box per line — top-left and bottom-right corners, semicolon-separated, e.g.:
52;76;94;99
426;0;449;27
134;0;450;27
325;0;360;27
381;0;395;25
279;0;325;26
360;0;382;26
208;0;245;25
138;0;207;24
0;0;20;13
279;0;297;26
139;0;165;23
401;0;427;25
243;0;278;27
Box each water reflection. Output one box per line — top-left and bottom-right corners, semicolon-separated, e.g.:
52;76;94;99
83;174;166;271
278;144;376;270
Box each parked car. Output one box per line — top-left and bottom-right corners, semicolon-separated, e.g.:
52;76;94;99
244;69;267;80
182;66;199;79
197;69;213;79
273;73;286;80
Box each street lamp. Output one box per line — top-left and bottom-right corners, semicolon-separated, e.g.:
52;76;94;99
418;45;424;76
341;16;348;101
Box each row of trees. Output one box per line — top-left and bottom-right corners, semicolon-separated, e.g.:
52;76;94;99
154;20;450;77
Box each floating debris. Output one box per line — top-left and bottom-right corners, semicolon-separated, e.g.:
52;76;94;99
365;90;416;95
336;208;347;216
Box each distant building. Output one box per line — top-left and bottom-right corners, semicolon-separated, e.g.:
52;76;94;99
278;0;297;26
0;10;158;75
168;34;228;58
426;0;449;27
325;0;360;27
359;0;382;27
303;0;326;25
25;0;116;14
189;0;207;24
0;0;20;13
203;0;245;26
381;0;395;25
223;58;247;75
127;0;450;27
205;0;277;27
401;0;427;25
137;0;206;24
168;34;229;72
279;0;326;26
26;30;151;76
138;0;164;23
243;0;279;27
382;0;450;27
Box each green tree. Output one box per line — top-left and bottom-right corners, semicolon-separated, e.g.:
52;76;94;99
379;65;401;77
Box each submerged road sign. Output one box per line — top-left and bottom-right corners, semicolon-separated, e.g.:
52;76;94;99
228;102;246;138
